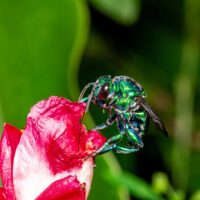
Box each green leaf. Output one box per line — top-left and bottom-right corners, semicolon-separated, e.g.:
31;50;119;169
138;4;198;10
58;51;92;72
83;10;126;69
104;170;164;200
152;172;169;194
168;190;185;200
90;0;140;25
0;101;4;133
88;154;130;200
190;190;200;200
0;0;87;127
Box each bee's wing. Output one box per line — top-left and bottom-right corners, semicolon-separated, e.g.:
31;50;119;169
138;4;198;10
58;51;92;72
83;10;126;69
136;97;168;137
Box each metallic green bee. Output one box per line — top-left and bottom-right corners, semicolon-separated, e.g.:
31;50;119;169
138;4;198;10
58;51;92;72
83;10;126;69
79;75;168;156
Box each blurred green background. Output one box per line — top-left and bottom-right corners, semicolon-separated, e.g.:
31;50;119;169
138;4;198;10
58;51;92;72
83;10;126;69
0;0;200;199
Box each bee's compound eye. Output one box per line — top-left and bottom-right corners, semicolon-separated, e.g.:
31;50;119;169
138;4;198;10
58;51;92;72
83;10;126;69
99;83;110;99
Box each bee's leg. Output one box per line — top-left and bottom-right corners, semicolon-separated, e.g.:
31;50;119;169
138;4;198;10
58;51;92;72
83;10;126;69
126;125;144;148
129;112;148;139
79;97;88;103
91;133;123;156
114;145;139;154
87;120;141;156
92;113;116;131
98;143;140;154
104;120;140;154
91;117;125;156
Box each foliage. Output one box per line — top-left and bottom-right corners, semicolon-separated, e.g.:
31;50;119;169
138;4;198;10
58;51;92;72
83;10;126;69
0;0;200;199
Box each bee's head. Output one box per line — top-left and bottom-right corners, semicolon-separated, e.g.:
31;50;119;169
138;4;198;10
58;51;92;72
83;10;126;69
93;75;113;101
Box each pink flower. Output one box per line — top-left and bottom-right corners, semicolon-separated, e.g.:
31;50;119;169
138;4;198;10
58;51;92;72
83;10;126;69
0;96;106;200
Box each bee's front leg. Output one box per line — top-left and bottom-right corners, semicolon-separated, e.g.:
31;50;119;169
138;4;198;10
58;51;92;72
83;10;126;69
92;113;116;131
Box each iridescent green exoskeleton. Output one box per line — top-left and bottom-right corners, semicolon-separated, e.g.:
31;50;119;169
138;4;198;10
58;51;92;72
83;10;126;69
79;75;168;156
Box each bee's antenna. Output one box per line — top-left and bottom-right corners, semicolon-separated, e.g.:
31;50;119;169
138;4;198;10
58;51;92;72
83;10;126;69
78;82;94;102
78;82;94;152
85;84;96;113
79;82;96;122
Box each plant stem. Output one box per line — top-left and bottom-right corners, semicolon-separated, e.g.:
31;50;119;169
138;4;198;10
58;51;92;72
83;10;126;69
172;0;200;190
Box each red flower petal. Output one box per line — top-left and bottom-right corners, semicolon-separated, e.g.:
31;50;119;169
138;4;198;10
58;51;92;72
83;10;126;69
12;96;106;200
36;176;85;200
0;188;6;200
0;124;22;200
